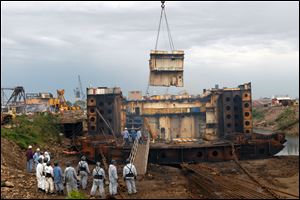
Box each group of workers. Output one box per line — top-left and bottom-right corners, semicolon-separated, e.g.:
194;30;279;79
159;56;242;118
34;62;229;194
27;145;138;198
122;127;144;146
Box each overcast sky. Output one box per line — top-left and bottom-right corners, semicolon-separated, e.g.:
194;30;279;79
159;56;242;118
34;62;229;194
1;1;299;101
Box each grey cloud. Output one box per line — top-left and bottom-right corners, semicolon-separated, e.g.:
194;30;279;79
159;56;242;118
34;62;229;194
1;1;299;101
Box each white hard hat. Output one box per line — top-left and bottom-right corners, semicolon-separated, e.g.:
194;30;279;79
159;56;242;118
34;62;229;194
28;145;32;149
37;148;40;151
44;152;49;155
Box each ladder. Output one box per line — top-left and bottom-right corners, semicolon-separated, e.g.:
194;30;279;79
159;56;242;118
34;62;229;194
129;132;151;175
129;138;139;164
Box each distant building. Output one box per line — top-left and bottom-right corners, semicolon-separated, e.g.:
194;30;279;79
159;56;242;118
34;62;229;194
128;91;143;101
271;96;294;106
253;97;272;108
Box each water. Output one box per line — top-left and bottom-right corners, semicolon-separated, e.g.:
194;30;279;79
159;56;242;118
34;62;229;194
254;129;299;156
276;135;299;156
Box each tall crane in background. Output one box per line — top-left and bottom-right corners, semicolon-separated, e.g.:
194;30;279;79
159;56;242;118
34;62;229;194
78;75;85;101
74;75;85;101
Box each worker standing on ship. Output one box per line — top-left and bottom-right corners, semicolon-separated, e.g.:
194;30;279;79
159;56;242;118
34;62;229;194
123;158;137;195
130;128;137;142
77;156;90;190
122;127;130;146
136;128;142;144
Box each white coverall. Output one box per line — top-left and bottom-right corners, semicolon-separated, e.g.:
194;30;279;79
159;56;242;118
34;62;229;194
123;163;137;194
41;162;47;191
44;151;50;162
36;163;44;190
64;167;78;195
90;166;106;198
77;161;90;189
44;165;54;194
108;164;118;196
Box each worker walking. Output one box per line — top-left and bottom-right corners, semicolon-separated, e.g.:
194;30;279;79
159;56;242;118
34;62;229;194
64;161;78;195
122;127;130;146
44;161;55;194
123;159;137;195
108;160;118;196
90;162;106;198
130;128;137;142
26;145;34;173
136;128;143;144
77;156;90;190
53;161;64;195
33;148;40;172
36;157;44;192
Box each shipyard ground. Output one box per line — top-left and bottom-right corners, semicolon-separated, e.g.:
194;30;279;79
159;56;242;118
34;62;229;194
1;137;299;199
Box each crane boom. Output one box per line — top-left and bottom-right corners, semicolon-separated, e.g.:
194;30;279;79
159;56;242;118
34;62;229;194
78;75;85;100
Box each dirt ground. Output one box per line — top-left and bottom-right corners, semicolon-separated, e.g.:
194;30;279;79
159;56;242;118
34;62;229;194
1;137;195;199
253;105;299;136
1;137;299;199
203;156;299;198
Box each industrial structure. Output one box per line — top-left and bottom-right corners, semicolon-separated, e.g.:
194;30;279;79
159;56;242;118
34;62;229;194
1;2;287;176
78;83;285;165
72;2;286;172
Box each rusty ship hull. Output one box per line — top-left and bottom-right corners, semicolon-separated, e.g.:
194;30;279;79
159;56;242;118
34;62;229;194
74;83;287;164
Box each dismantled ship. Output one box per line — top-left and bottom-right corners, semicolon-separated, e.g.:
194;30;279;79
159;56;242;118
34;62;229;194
77;82;286;165
75;3;285;165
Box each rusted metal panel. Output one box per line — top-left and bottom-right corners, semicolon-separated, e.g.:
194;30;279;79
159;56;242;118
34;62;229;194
149;50;184;71
87;97;96;106
87;87;123;136
149;71;184;87
143;107;189;115
242;88;253;134
149;50;184;87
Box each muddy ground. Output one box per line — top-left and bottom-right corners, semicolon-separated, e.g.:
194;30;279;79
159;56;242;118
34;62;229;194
1;137;299;199
203;156;299;199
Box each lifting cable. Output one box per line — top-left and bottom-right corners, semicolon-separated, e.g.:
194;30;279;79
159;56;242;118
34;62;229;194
146;1;174;96
154;1;175;51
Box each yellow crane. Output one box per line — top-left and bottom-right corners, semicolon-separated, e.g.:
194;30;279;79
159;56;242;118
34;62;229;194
49;89;81;112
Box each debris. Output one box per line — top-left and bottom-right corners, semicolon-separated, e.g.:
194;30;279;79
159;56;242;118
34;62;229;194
3;181;14;188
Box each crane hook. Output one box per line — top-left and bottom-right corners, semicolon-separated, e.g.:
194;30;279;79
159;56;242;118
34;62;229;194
161;1;165;8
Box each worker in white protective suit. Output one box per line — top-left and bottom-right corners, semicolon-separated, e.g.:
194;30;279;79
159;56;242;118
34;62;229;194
41;157;48;193
108;160;118;196
123;158;137;195
77;156;90;190
64;161;78;195
44;161;55;194
90;162;106;198
36;157;44;192
44;150;51;162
